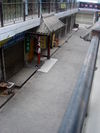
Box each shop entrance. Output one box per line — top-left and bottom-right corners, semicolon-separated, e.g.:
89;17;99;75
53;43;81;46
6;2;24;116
25;33;50;66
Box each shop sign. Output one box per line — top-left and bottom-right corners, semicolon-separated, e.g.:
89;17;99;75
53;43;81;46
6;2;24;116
25;35;30;53
2;33;25;49
40;36;47;49
0;38;10;48
61;3;66;9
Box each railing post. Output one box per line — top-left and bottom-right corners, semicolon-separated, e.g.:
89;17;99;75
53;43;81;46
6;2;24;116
47;35;50;59
55;1;58;13
48;1;50;13
37;36;41;65
70;2;71;9
1;48;6;81
0;1;4;27
23;1;26;21
38;0;40;18
66;2;67;10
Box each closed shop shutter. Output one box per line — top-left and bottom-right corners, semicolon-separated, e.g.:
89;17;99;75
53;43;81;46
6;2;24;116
76;13;94;25
4;40;24;80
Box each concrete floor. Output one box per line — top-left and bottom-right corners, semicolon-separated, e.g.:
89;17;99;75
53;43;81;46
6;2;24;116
9;67;38;87
83;43;100;133
0;29;89;133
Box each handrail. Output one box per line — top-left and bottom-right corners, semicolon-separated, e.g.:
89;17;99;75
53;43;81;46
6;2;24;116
0;2;79;27
58;34;99;133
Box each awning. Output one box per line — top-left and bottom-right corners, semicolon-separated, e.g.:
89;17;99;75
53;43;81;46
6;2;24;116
37;14;64;35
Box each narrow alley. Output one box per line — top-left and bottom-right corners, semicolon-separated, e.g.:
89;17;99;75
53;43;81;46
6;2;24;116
0;28;90;133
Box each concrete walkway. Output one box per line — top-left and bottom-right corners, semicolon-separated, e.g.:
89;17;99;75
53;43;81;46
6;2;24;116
83;43;100;133
0;29;89;133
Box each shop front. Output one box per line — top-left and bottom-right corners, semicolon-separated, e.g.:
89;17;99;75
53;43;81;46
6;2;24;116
37;14;64;49
0;32;41;87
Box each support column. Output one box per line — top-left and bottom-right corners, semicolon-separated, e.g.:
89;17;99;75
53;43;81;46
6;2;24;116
37;36;41;65
1;48;6;81
47;36;50;59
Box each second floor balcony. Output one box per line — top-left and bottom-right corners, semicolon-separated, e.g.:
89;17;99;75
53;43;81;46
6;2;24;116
0;1;79;27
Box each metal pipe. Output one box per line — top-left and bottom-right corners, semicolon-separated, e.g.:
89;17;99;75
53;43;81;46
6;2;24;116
58;35;99;133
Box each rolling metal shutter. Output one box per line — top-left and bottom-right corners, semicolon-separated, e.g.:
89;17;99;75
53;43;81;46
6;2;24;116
4;40;24;80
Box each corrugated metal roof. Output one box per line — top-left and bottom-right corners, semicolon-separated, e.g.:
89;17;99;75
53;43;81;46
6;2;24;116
37;15;64;34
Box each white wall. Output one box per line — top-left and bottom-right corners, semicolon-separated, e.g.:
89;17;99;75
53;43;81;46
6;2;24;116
76;13;94;25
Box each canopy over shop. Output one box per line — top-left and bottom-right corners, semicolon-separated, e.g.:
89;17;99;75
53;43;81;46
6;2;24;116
26;14;64;64
36;14;64;58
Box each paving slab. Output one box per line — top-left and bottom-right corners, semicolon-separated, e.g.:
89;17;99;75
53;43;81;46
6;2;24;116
38;58;58;73
0;93;14;108
9;67;38;87
0;29;90;133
